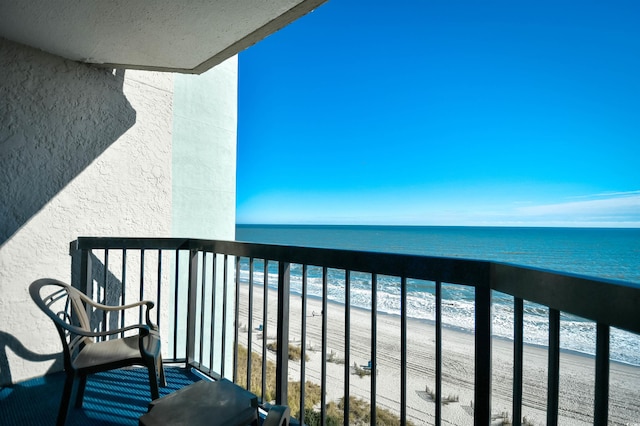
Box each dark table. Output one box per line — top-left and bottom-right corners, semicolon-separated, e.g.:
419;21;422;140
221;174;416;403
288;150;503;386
139;379;259;426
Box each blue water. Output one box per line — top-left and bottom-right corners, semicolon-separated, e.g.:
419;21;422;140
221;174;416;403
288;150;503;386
236;225;640;365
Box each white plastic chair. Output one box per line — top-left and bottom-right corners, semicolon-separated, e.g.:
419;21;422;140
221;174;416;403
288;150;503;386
30;278;165;426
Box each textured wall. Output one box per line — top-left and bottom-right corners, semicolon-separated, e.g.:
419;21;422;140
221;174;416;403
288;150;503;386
0;38;174;385
171;57;238;377
172;56;238;240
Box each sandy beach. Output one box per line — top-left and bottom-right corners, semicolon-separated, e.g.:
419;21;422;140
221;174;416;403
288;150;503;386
236;284;640;425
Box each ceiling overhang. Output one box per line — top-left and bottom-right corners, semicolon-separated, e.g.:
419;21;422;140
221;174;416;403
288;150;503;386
0;0;327;74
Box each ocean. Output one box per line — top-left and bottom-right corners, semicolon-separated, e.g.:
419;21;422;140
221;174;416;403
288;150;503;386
236;225;640;366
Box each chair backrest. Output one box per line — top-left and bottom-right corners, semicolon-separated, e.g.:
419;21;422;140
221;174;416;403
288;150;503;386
30;279;93;370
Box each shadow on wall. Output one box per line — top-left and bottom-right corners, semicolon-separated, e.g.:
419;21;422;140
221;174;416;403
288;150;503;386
0;251;134;387
0;37;136;247
0;331;63;386
70;250;134;332
0;250;127;386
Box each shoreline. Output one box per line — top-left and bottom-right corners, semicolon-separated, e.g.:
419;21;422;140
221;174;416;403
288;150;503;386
236;283;640;425
251;282;640;368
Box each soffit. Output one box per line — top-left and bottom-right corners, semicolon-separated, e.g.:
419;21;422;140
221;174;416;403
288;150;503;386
0;0;326;74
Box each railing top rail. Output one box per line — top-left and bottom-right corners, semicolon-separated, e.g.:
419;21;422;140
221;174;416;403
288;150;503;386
189;238;491;287
71;237;640;334
492;262;640;335
72;237;193;251
73;237;490;286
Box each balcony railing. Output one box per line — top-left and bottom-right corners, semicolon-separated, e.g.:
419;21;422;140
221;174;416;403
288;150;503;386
69;237;640;426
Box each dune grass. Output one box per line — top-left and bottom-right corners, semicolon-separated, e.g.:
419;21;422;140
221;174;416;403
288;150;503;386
266;341;311;362
235;345;410;425
322;396;416;426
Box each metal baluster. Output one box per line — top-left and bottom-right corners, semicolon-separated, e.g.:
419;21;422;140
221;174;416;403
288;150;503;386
102;249;108;341
321;267;328;426
371;274;378;426
247;258;254;391
547;308;560;426
234;256;241;382
344;270;351;426
199;252;207;368
157;249;162;328
435;281;442;425
513;297;524;426
221;254;229;378
275;261;290;405
474;284;492;425
209;253;217;376
139;249;145;324
261;260;268;402
300;264;308;426
121;249;127;338
173;249;180;361
186;249;199;367
594;323;610;425
401;276;407;426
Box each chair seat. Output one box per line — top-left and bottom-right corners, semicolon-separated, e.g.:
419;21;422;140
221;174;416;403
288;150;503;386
74;334;160;371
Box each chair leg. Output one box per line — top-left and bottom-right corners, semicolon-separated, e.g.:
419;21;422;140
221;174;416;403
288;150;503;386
147;360;160;400
75;374;87;408
57;372;76;426
157;354;166;387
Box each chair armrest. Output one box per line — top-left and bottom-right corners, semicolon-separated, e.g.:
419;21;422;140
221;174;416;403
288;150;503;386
65;322;152;338
74;291;159;329
74;290;155;312
100;300;155;312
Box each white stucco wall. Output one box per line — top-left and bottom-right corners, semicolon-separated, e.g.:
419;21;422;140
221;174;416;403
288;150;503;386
171;58;238;376
0;37;238;386
172;57;238;241
0;39;174;385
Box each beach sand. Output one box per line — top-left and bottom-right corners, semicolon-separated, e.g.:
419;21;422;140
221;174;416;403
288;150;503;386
236;284;640;425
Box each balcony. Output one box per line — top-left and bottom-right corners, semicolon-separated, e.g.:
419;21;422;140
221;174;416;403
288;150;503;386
10;237;640;425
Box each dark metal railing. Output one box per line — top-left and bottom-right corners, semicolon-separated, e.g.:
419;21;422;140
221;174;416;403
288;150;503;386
70;237;640;426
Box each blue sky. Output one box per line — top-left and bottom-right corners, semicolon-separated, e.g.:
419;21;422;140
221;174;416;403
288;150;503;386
236;0;640;227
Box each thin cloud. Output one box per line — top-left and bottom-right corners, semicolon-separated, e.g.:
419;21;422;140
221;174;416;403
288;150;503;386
567;190;640;200
517;193;640;218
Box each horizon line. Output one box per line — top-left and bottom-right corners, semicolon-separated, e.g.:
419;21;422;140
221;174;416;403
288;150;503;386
236;222;640;229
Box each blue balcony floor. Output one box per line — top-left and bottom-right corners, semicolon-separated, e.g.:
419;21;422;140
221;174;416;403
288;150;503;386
0;366;201;425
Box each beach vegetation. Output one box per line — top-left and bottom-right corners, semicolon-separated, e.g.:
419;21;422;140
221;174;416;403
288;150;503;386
236;345;319;418
303;408;341;426
493;411;512;424
286;380;323;419
266;342;310;362
236;345;277;402
327;349;344;364
425;385;459;405
443;394;459;405
425;385;435;400
236;345;411;425
310;396;415;426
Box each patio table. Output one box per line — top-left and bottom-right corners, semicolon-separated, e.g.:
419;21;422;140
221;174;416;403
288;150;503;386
139;378;258;426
